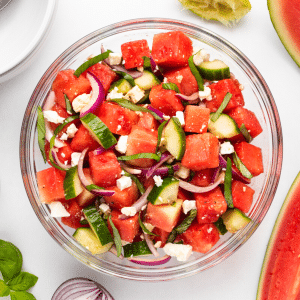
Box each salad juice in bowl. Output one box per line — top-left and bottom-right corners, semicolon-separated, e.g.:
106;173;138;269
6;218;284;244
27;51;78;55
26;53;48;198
20;18;282;281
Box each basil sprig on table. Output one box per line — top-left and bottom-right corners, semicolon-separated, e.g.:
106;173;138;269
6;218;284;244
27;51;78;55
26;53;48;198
0;240;38;299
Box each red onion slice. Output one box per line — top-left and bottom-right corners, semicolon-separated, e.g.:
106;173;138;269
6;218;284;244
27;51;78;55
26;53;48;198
79;72;105;117
210;167;221;184
140;163;180;177
146;105;164;122
145;152;172;179
178;171;225;193
119;162;142;175
128;254;171;266
150;56;163;79
52;149;71;170
93;145;115;156
176;92;199;102
143;233;159;257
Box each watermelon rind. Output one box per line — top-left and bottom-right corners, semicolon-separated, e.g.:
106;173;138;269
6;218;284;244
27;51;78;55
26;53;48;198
256;171;300;299
268;0;300;68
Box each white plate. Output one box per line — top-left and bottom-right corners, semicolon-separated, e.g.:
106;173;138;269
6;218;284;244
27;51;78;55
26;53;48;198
0;0;57;82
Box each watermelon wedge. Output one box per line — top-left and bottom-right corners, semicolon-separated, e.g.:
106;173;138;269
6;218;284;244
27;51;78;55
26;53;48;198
268;0;300;67
257;172;300;299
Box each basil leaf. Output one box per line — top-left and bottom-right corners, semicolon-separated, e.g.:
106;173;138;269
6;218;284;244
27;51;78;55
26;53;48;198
224;157;234;208
138;212;157;236
123;171;145;194
156;120;168;152
162;82;180;93
118;153;161;162
232;151;253;179
8;272;38;292
74;51;111;77
36;106;46;163
10;290;36;300
188;55;204;91
239;123;253;143
108;216;122;257
0;280;10;297
114;71;135;87
142;56;151;68
0;240;23;283
210;92;232;122
85;184;104;191
64;94;76;115
214;217;228;235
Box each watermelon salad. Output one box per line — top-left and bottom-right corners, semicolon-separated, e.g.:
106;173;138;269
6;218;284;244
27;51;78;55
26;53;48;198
36;30;264;264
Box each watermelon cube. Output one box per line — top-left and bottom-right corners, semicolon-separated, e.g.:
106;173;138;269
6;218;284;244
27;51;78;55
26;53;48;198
61;200;87;229
184;105;210;133
152;227;170;248
232;180;255;213
137;112;158;131
190;168;215;187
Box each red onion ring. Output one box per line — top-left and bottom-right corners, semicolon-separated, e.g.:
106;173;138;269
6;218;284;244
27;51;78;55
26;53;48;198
210;167;221;184
145;152;172;179
143;233;159;257
79;72;105;117
177;171;225;193
52;149;72;170
176;92;199;102
146;105;164;122
140;164;180;177
128;254;171;266
119;162;142;175
93;145;115;156
150;56;164;79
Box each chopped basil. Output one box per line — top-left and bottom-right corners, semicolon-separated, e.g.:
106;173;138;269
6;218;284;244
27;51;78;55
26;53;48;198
210;92;232;122
232;151;253;179
240;123;253;143
114;71;135;87
64;94;76;115
138;212;157;236
162;82;180;93
108;216;122;257
123;171;145;194
117;153;161;162
224;157;234;208
142;56;151;68
37;106;46;163
73;50;111;77
156;120;168;152
188;55;204;91
85;184;104;191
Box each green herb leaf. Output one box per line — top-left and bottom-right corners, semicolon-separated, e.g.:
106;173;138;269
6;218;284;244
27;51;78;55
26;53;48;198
10;290;36;300
108;216;122;257
239;123;253;143
118;153;161;162
0;240;23;283
74;51;111;77
0;280;10;297
188;55;204;91
156;120;168;152
108;98;163;121
210;92;232;122
224;157;234;208
64;94;76;115
138;212;157;236
214;217;228;235
85;184;104;191
114;71;135;87
123;171;145;194
8;272;38;292
162;82;180;93
232;151;253;179
142;56;151;68
36;107;47;163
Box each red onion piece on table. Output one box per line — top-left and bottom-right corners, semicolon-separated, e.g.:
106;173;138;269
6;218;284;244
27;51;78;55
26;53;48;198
79;72;105;117
145;152;172;179
128;254;171;266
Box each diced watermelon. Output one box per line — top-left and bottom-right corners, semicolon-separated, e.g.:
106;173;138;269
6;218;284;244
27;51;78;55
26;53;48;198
103;182;139;210
37;167;66;203
137;112;158;131
164;66;198;96
56;144;74;165
177;188;193;201
232;180;255;213
88;150;122;187
126;125;158;168
234;141;264;177
205;79;244;113
195;187;227;224
190;168;215;187
52;69;91;108
184;105;210;133
181;133;219;171
152;227;170;248
70;124;100;152
61;200;87;229
145;199;183;232
228;106;263;138
149;84;184;116
97;101;139;135
77;168;96;207
108;210;139;243
121;39;151;69
178;222;220;253
82;63;118;94
151;31;193;68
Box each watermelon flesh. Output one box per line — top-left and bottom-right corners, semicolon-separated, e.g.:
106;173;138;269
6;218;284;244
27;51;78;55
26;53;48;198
257;172;300;299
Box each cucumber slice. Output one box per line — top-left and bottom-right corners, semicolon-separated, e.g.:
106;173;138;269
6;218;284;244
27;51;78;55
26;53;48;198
208;113;240;139
148;177;179;205
123;240;152;258
80;113;117;149
109;78;132;94
222;208;251;233
134;70;160;90
63;166;83;200
163;117;186;160
73;227;112;255
197;59;230;81
82;205;113;246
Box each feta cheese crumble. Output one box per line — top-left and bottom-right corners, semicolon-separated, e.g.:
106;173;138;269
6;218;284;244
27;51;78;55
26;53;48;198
106;86;123;100
182;200;197;214
125;85;145;103
108;52;122;65
199;86;212;101
72;93;91;113
163;243;193;262
43;110;65;124
117;176;132;191
175;111;185;126
99;203;110;214
193;49;210;66
49;201;70;218
71;152;81;167
153;175;163;187
121;206;137;217
66;123;78;138
115;135;128;154
175;164;190;179
220;141;234;155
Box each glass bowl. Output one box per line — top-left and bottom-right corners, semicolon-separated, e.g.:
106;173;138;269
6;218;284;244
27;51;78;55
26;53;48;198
20;18;282;281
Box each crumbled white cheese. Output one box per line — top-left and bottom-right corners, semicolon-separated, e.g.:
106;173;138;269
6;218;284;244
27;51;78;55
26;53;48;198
72;93;91;113
153;175;163;187
163;77;168;83
108;52;122;65
175;111;185;126
220;141;234;155
176;75;183;83
163;243;193;262
117;176;132;191
43;110;65;124
143;222;155;232
137;66;144;72
106;86;123;100
163;114;171;120
199;86;212;101
71;152;81;167
49;201;70;218
66;123;78;138
175;164;190;179
154;241;162;248
115;135;128;154
182;200;197;214
99;203;110;214
121;206;137;217
125;85;145;103
60;133;69;141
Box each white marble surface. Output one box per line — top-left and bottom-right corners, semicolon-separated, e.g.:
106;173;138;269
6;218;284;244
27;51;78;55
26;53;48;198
0;0;298;299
